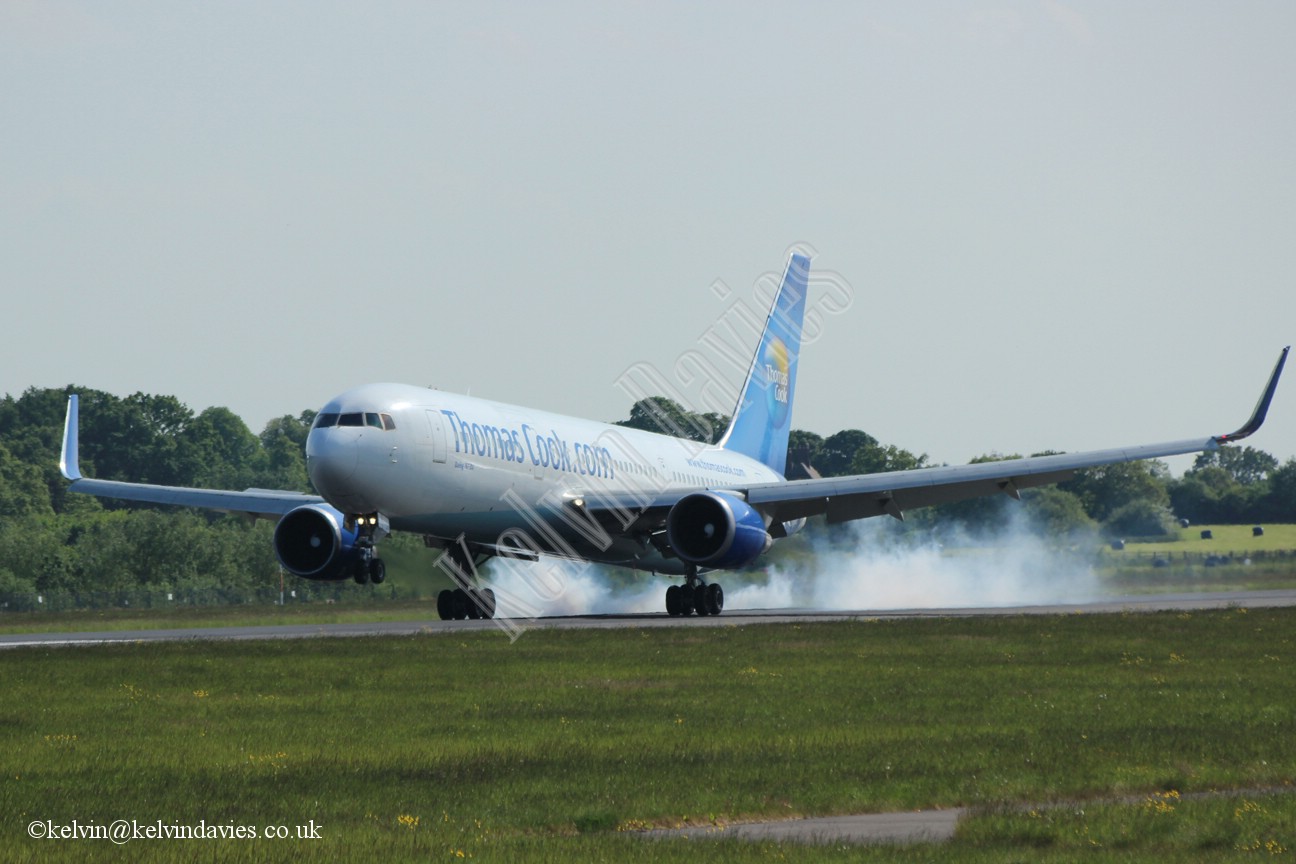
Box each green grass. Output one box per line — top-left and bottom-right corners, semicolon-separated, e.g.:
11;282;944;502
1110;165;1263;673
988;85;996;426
1114;523;1296;553
1097;523;1296;592
2;609;1295;861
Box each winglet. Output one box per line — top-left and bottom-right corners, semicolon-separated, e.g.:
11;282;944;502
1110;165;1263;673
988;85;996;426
1214;346;1289;444
60;394;82;481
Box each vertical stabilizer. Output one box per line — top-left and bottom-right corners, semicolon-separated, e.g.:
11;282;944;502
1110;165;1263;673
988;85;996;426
718;252;810;475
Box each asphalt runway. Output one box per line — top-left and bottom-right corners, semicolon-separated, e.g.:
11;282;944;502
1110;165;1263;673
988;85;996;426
2;588;1294;650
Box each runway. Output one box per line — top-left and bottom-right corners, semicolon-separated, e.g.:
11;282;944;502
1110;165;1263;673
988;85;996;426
2;588;1293;650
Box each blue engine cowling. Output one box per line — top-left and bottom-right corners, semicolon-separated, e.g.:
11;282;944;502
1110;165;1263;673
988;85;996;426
665;491;772;569
273;503;363;580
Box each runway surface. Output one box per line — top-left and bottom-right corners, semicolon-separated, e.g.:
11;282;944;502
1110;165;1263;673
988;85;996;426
2;588;1294;650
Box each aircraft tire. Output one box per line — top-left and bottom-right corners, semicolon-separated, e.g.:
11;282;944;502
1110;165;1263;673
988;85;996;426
692;583;710;616
665;585;681;616
352;561;369;585
705;582;724;615
452;588;470;620
369;558;386;585
479;588;497;619
436;589;453;620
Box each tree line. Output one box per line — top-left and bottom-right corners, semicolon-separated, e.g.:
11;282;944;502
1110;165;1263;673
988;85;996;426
0;387;1292;608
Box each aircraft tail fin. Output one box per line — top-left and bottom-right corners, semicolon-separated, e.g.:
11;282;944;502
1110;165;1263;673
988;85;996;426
718;251;810;475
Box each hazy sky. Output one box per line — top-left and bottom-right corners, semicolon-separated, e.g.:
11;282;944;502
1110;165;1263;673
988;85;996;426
3;2;1293;471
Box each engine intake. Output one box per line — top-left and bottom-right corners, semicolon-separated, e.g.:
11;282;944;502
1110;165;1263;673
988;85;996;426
273;504;362;580
666;491;772;569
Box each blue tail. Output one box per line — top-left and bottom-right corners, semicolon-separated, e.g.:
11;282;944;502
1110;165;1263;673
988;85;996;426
718;252;810;475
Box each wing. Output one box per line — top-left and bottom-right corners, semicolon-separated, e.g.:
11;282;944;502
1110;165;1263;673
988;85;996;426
60;394;324;520
600;346;1289;533
752;346;1289;524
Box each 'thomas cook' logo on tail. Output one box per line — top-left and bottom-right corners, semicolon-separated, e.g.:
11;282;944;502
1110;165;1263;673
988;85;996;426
718;252;810;475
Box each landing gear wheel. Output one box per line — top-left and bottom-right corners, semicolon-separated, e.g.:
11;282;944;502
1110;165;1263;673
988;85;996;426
479;588;497;620
352;560;370;585
437;589;453;620
704;582;724;616
451;588;470;620
692;583;711;616
368;558;386;585
665;584;682;616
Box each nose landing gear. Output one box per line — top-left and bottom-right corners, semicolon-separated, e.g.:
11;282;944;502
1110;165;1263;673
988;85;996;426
348;512;389;585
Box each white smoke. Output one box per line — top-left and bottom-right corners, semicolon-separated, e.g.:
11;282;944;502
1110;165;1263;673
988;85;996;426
480;509;1102;619
745;512;1103;611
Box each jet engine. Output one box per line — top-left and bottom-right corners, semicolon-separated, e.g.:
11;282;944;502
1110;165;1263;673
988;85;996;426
665;491;772;569
273;504;363;580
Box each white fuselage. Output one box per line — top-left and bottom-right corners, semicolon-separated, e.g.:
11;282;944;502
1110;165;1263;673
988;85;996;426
305;383;783;575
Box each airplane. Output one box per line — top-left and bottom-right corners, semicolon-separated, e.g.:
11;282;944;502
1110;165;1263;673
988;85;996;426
59;252;1288;620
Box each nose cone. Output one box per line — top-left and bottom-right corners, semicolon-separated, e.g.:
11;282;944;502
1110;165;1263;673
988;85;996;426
307;429;359;501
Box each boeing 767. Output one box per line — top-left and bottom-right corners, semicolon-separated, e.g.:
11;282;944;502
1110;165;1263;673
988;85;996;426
59;252;1288;619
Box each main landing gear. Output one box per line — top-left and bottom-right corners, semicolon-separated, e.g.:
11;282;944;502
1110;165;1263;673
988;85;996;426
665;568;724;617
350;513;388;585
434;541;497;621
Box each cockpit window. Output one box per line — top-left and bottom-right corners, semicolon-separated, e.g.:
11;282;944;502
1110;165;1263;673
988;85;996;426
319;411;396;430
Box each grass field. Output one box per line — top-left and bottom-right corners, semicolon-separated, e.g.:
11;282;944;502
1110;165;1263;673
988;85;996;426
3;609;1295;861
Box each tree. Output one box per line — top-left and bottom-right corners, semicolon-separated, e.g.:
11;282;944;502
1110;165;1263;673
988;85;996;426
1020;487;1099;544
816;430;878;477
1191;446;1278;486
1257;458;1296;523
180;407;265;490
616;398;727;444
849;442;928;475
1103;499;1177;538
1060;460;1171;523
0;441;53;518
258;411;316;492
785;429;823;479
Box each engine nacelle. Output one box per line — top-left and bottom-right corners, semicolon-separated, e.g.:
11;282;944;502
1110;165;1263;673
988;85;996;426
666;491;772;569
273;503;362;580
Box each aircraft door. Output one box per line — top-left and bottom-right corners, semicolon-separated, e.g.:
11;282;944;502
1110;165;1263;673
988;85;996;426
422;410;448;463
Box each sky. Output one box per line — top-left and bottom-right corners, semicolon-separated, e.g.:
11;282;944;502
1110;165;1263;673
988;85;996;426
2;1;1293;472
